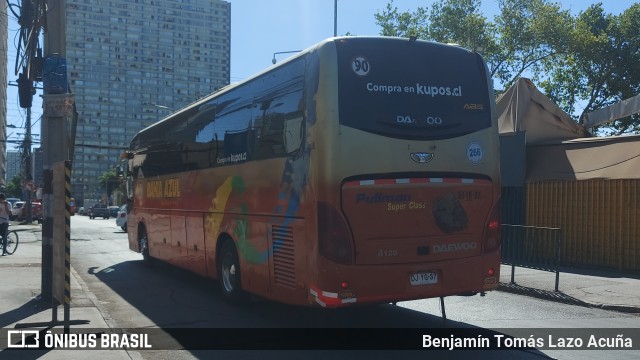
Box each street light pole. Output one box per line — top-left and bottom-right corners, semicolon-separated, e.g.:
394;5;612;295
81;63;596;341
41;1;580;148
24;106;33;223
271;50;302;64
334;0;338;37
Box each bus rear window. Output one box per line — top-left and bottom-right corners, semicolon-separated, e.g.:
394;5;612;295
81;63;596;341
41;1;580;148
336;38;492;141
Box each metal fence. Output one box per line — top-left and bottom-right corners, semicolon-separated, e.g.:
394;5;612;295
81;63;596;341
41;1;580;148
501;224;563;291
526;180;640;272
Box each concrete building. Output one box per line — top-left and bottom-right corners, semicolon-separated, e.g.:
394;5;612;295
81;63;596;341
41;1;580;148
66;0;231;205
4;150;21;184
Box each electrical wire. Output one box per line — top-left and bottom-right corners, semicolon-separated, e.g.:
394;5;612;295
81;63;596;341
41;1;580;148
5;1;20;20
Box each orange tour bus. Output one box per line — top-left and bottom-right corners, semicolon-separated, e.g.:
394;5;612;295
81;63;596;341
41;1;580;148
124;36;501;308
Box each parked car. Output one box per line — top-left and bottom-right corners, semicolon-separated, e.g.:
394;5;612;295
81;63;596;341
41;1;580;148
115;204;128;232
78;206;86;216
108;206;120;218
18;201;43;223
6;197;21;208
89;204;110;219
11;201;25;221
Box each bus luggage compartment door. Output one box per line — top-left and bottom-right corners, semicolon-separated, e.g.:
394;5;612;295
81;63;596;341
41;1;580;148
342;177;494;265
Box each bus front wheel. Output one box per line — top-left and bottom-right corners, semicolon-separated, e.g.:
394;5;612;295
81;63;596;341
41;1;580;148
217;239;246;303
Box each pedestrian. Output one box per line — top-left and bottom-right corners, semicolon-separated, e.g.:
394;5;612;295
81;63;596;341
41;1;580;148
0;193;11;255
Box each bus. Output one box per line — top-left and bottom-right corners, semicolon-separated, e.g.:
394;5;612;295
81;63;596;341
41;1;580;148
125;36;501;308
70;197;77;215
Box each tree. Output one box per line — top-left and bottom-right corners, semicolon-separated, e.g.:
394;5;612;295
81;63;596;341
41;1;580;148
428;0;496;57
375;0;640;135
375;0;570;89
4;176;23;199
539;3;640;135
491;0;572;89
98;168;121;197
374;0;428;38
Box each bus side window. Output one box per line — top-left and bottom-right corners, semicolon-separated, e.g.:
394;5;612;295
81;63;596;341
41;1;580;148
252;89;304;160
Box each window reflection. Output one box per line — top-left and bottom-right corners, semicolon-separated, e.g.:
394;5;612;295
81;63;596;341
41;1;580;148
134;58;306;176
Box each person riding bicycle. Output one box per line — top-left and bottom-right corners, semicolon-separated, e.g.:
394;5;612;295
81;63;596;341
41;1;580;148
0;193;11;255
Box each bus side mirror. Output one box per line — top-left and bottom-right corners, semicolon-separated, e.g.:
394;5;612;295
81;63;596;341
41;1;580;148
121;152;134;159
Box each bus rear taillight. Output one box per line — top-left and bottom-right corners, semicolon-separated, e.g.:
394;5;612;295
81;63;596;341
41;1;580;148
483;202;501;253
318;202;354;265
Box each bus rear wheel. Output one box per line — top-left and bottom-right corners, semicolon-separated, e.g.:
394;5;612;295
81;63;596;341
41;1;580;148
138;226;152;265
217;239;246;303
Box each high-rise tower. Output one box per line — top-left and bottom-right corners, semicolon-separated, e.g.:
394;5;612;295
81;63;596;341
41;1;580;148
66;0;230;205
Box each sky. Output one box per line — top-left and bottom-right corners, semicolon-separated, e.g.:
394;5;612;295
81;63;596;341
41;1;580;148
4;0;635;151
227;0;633;81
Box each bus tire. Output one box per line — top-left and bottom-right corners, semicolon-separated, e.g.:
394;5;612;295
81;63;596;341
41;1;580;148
217;239;246;303
138;225;153;265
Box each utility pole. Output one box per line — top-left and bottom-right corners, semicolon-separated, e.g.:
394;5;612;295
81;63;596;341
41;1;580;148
42;0;74;327
24;106;32;223
17;70;33;223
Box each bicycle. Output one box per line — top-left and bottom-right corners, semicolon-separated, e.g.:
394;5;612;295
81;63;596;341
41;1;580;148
1;229;18;255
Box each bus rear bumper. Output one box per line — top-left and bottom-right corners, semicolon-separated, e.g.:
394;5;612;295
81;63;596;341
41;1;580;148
308;254;500;308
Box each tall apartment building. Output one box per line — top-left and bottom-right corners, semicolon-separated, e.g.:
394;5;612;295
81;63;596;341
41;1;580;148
66;0;230;205
4;151;21;184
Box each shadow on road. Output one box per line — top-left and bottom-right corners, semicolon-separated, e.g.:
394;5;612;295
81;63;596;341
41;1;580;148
0;296;49;329
82;259;552;358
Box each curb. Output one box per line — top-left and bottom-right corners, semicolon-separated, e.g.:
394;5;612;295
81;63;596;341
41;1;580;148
498;282;640;314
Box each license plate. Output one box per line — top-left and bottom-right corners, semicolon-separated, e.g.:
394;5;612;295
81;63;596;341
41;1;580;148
410;272;438;285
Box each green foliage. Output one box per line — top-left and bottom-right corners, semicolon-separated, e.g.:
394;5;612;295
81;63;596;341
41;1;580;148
375;0;640;136
374;0;428;38
374;0;568;88
493;0;572;89
98;168;120;194
428;0;494;52
541;3;640;135
3;176;23;198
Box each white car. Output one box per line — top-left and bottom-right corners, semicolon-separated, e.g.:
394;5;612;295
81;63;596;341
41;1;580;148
115;204;128;232
11;201;25;221
6;198;21;208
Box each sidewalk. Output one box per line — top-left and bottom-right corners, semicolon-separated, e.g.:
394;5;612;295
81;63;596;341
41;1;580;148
1;224;639;356
0;223;135;359
498;263;640;313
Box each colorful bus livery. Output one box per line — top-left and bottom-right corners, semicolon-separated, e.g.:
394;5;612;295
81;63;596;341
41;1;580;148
126;37;501;308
